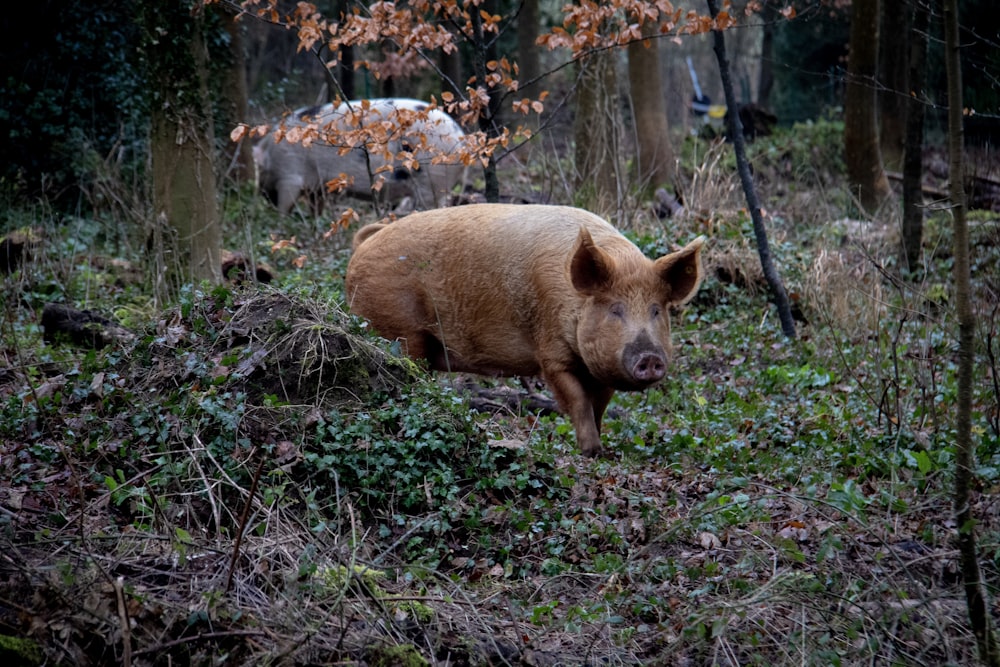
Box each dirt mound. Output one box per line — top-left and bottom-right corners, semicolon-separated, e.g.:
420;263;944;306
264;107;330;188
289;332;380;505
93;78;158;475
209;289;418;407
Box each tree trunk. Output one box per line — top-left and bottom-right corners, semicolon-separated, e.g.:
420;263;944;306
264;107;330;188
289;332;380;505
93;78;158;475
574;51;620;215
944;0;1000;662
439;40;463;99
627;22;674;192
336;0;355;99
901;4;927;273
144;0;222;293
877;0;908;171
844;0;891;213
757;0;776;108
470;0;502;202
220;9;253;184
707;0;796;339
516;0;541;98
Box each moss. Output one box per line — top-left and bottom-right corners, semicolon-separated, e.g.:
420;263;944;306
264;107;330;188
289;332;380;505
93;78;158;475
393;600;435;623
315;565;435;622
316;564;386;591
0;635;43;667
365;643;429;667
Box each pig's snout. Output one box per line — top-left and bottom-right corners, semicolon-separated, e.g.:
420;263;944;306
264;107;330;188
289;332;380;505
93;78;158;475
623;332;667;385
631;352;666;382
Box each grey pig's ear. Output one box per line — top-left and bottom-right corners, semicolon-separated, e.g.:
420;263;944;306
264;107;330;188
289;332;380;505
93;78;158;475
570;227;616;295
655;236;706;305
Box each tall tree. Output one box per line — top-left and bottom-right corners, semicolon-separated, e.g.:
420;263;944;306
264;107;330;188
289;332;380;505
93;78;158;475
756;0;777;109
901;2;928;273
336;0;356;99
944;0;1000;662
844;0;891;213
517;0;542;98
574;51;620;214
627;21;674;191
877;0;909;171
468;0;504;202
220;8;253;183
142;0;221;290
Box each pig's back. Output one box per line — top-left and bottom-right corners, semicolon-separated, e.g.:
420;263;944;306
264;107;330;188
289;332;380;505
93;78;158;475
355;205;629;301
379;203;622;260
345;204;630;373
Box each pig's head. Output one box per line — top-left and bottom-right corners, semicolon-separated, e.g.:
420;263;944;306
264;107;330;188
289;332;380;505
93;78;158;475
571;230;705;391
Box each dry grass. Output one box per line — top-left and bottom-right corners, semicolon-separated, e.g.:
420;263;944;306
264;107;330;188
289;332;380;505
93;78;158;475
803;243;888;340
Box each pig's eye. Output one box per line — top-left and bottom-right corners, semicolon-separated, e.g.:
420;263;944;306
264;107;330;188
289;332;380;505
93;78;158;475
609;303;626;318
650;304;662;318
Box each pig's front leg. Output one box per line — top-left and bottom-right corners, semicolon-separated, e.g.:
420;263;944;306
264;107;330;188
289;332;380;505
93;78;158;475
543;369;613;457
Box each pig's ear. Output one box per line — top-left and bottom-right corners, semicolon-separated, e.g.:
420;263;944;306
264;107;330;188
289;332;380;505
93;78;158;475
656;236;706;305
570;227;615;294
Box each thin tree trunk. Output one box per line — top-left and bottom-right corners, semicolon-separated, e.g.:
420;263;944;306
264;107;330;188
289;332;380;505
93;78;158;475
221;8;253;183
627;22;674;192
707;0;795;339
336;0;355;99
944;0;1000;662
901;4;928;273
757;0;776;108
470;1;501;202
439;40;463;99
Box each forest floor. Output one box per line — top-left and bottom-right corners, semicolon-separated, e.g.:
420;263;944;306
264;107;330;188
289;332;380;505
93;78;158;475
1;124;1000;666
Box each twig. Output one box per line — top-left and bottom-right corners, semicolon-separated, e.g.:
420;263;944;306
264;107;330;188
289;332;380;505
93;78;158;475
225;446;267;593
707;0;796;338
131;630;268;657
114;576;132;667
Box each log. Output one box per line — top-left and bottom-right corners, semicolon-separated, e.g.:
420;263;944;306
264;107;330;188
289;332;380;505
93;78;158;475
41;304;133;349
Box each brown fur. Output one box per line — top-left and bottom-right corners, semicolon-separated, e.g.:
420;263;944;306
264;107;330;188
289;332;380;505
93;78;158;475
351;223;386;251
345;204;705;456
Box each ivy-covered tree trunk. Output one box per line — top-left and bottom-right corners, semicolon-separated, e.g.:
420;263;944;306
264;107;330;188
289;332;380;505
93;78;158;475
627;22;674;192
142;0;221;294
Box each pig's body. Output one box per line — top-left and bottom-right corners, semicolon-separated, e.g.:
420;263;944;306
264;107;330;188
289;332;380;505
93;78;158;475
255;98;466;214
344;204;706;456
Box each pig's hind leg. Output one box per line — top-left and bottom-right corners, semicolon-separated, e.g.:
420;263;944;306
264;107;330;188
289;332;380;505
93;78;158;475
420;333;483;375
275;176;305;215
